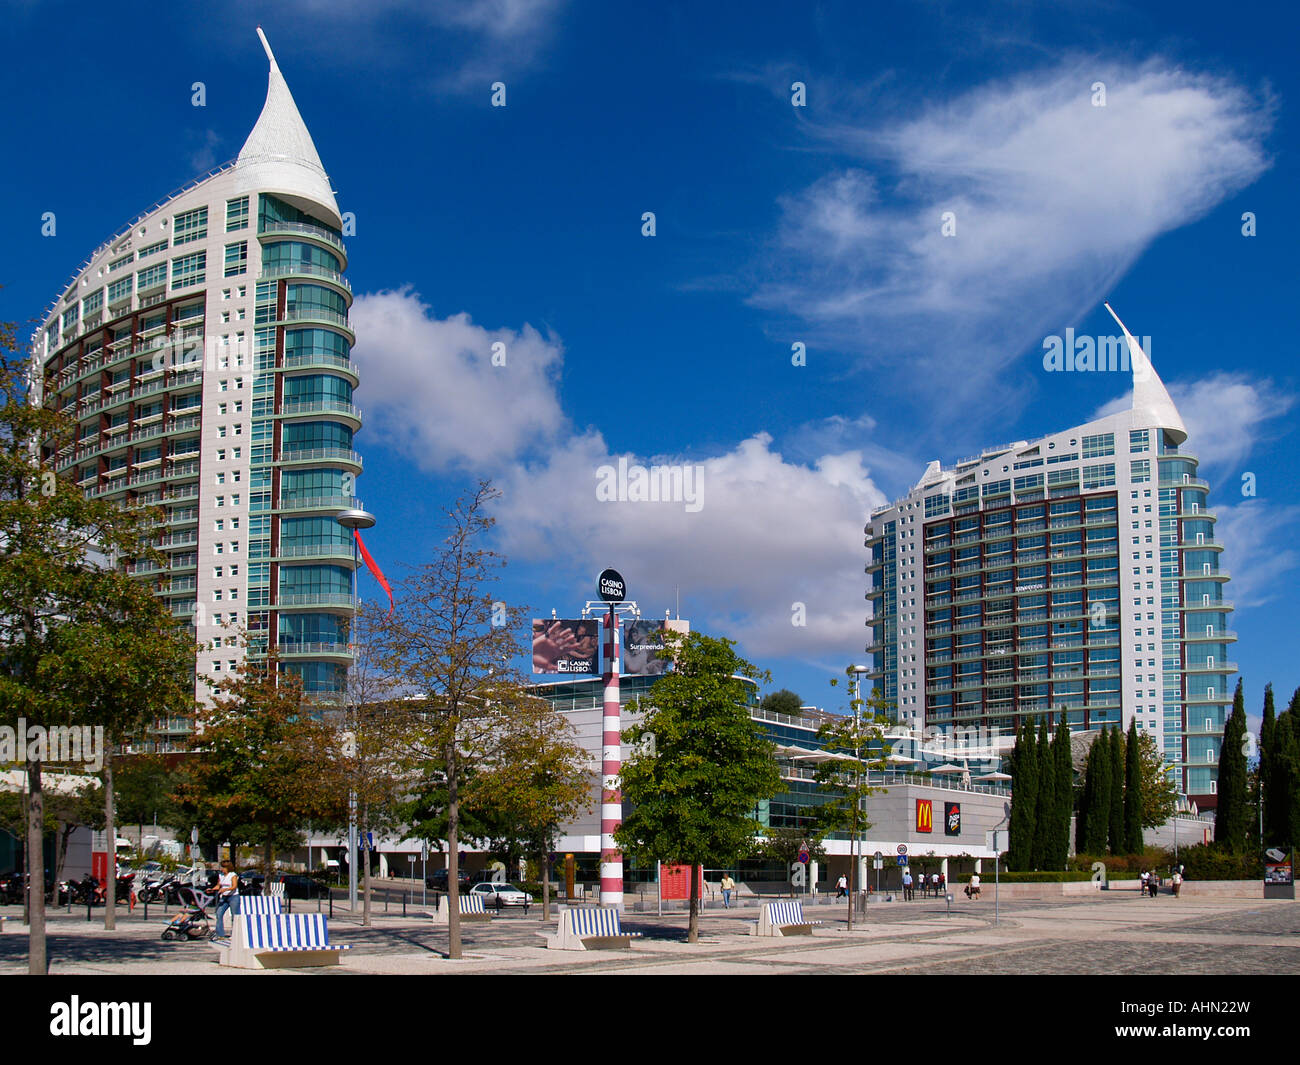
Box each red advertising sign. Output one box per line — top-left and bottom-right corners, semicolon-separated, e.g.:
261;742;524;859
916;799;933;833
659;864;705;900
91;851;109;894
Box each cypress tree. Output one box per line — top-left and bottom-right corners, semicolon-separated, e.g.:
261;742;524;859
1215;679;1249;852
1032;718;1055;869
1083;730;1111;854
1009;720;1039;871
1261;684;1281;846
1108;726;1125;855
1052;711;1073;868
1124;719;1143;853
1277;694;1300;849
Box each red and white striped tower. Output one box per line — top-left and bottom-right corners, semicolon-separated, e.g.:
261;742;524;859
599;606;624;908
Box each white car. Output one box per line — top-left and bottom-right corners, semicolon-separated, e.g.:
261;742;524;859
468;882;533;908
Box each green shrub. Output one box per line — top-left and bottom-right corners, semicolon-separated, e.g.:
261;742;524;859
1174;843;1262;881
989;870;1138;882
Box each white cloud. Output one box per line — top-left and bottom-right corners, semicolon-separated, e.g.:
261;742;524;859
352;287;891;664
756;59;1272;401
1093;372;1295;474
1213;501;1300;611
349;287;567;471
496;431;888;662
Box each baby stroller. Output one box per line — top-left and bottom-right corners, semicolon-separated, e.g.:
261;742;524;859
161;885;211;941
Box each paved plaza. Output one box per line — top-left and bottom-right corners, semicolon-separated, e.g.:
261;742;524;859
1;891;1295;975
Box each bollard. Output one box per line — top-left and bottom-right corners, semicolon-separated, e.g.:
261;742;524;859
402;892;407;918
946;893;953;917
329;892;333;919
143;896;148;923
86;897;92;922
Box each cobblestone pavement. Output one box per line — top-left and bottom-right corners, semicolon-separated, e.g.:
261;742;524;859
2;894;1296;975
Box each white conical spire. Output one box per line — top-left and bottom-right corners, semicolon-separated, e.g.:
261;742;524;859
234;28;342;228
1104;302;1187;445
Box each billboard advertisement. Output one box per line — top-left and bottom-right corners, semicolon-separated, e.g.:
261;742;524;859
916;799;933;833
532;619;600;674
945;802;961;836
623;620;671;676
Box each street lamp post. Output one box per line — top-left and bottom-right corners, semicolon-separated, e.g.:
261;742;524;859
336;506;376;915
848;665;872;931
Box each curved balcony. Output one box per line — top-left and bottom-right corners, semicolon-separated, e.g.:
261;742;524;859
275;543;358;562
260;262;352;300
274;641;355;660
281;353;359;384
277;399;362;426
276;309;355;343
275;494;363;514
275;592;355;612
258;220;348;267
276;447;363;473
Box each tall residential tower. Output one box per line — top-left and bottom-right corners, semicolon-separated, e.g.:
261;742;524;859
33;32;361;748
864;312;1233;807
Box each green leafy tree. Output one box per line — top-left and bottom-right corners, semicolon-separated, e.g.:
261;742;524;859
1080;729;1112;854
1106;726;1125;855
470;694;592;920
1123;720;1143;853
1008;720;1039;871
1;326;196;970
361;481;534;958
1215;679;1249;852
1261;684;1286;847
175;649;347;875
616;631;782;943
810;677;890;924
1133;731;1178;829
759;689;804;717
1050;712;1074;869
1031;718;1055;870
114;754;183;849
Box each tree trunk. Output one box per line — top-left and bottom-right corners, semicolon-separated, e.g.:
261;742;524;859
688;862;699;943
104;750;116;930
541;851;551;922
361;804;372;927
27;758;46;974
447;746;461;959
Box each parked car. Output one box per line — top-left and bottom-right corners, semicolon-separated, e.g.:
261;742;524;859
425;869;473;892
468;882;533;909
271;874;330;900
237;870;265;894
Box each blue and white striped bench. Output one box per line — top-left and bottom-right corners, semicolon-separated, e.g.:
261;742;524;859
547;906;642;951
220;912;349;969
237;896;284;915
265;882;286;898
752;899;822;937
425;891;493;924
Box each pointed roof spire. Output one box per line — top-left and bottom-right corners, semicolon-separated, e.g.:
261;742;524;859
235;28;342;228
1104;302;1187;445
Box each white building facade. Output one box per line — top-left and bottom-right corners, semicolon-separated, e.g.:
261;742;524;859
32;32;360;747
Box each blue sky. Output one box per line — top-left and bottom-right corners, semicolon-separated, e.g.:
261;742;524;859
2;0;1296;727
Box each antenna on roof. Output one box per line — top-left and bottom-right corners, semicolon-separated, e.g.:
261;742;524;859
255;26;278;66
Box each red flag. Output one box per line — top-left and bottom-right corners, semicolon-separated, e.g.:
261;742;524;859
354;529;394;613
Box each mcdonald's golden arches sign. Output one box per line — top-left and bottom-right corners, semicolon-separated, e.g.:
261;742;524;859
916;799;933;833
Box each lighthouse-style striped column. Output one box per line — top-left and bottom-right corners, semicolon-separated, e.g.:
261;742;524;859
599;607;624;909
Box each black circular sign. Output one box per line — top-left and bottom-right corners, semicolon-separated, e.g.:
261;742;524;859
598;568;626;602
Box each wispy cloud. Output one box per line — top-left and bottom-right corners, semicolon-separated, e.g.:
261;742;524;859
753;58;1273;410
249;0;566;92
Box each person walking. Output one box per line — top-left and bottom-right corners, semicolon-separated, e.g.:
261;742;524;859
1139;869;1149;897
1149;871;1160;899
1171;869;1182;897
931;872;940;898
211;860;240;941
835;874;847;899
720;873;735;909
902;870;913;901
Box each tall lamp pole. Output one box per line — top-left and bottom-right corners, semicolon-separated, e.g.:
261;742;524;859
848;665;872;930
336;505;375;914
